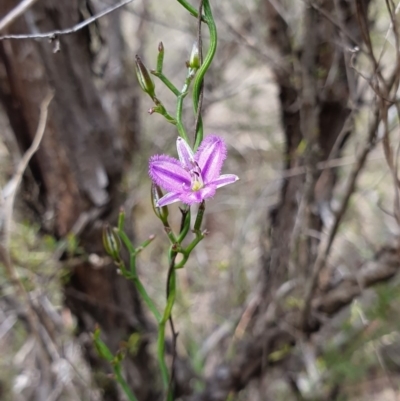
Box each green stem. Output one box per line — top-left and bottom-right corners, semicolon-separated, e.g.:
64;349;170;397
152;71;180;96
114;364;138;401
156;42;165;72
193;0;217;150
176;68;197;142
194;201;205;231
164;226;177;245
151;99;177;125
118;209;125;231
174;234;204;269
175;203;206;269
177;208;191;243
129;255;162;323
176;0;200;18
157;250;177;389
118;230;135;255
131;278;161;323
118;231;161;322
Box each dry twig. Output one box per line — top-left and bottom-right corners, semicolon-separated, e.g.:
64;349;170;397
0;0;40;32
0;90;54;395
0;0;134;41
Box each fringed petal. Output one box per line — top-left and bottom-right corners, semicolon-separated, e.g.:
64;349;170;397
176;137;195;170
149;155;190;192
195;135;227;183
157;191;182;207
209;174;239;188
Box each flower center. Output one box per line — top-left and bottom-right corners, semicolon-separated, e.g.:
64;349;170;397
190;163;204;192
192;180;203;191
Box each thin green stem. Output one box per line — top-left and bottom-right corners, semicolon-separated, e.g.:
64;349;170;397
118;230;135;255
185;232;204;255
157;250;177;390
175;203;206;269
118;209;125;231
176;0;200;18
152;71;180;96
164;226;177;245
194;201;205;231
129;255;162;323
118;231;161;322
151;99;177;125
132;277;161;323
175;233;205;269
157;321;169;389
193;0;217;150
114;365;138;401
176;68;197;142
177;209;191;243
93;330;138;401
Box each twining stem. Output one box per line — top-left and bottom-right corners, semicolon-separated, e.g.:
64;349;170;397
193;0;217;150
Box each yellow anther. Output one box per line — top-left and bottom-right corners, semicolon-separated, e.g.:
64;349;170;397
192;181;203;191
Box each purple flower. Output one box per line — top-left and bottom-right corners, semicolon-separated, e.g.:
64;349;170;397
149;135;239;207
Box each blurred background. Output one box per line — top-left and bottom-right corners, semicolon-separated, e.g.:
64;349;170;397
1;0;400;400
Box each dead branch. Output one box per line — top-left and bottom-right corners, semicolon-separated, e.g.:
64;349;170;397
0;0;134;41
0;0;39;32
0;90;53;395
301;106;380;329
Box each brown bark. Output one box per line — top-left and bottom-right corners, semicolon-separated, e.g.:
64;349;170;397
0;1;156;400
260;0;361;302
187;1;381;399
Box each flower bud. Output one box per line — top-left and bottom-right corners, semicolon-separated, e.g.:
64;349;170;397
151;184;169;223
135;55;155;98
102;225;121;261
189;42;200;70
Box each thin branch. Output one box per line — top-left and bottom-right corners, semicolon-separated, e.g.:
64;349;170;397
1;90;54;249
308;1;362;48
0;0;134;41
0;0;40;33
0;90;53;380
301;107;379;330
